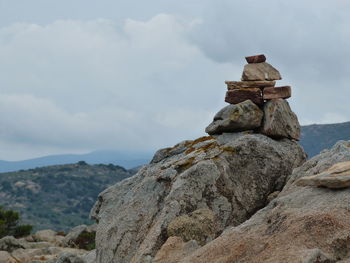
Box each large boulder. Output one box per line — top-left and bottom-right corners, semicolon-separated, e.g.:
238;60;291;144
241;62;282;81
205;100;263;135
176;140;350;263
261;99;300;140
91;133;305;263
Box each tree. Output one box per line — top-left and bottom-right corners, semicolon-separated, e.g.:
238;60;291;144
0;206;32;238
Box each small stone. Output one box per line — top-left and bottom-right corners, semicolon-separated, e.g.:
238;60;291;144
225;80;276;90
245;54;266;63
263;86;291;100
296;161;350;189
242;62;282;81
205;100;263;135
261;99;300;140
225;88;263;105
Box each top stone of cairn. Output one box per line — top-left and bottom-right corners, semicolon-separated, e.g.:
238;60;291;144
245;54;266;64
242;62;282;81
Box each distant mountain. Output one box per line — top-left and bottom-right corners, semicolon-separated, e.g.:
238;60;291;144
300;121;350;158
0;162;137;231
0;150;152;173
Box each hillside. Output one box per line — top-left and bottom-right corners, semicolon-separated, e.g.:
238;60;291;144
0;150;151;173
0;162;135;231
300;121;350;157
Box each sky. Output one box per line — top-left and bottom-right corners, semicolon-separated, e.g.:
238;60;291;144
0;0;349;160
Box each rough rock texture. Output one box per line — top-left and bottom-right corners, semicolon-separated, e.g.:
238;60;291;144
296;161;350;188
33;230;63;244
0;227;95;263
167;209;215;246
51;252;85;263
0;236;25;252
153;237;199;263
263;86;291;100
245;54;266;64
242;62;282;81
0;251;17;263
175;141;350;263
61;224;96;248
225;88;263;105
91;133;305;263
205;100;263;135
225;80;275;89
261;99;300;140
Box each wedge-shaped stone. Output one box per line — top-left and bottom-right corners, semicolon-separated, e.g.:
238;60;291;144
245;54;266;63
205;100;263;135
225;88;263;105
263;86;291;100
242;62;282;81
225;80;275;90
296;161;350;188
261;99;300;140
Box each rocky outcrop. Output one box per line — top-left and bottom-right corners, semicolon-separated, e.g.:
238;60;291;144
296;161;350;188
170;140;350;263
205;100;263;135
0;226;96;263
91;132;305;263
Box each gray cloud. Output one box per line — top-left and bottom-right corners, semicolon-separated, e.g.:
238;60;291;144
0;0;349;160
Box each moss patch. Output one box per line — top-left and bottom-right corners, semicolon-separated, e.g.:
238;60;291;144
167;209;216;246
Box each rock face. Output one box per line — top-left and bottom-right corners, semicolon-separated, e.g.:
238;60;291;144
261;99;300;140
167;209;215;246
205;100;263;135
175;140;350;263
153;237;199;263
241;62;282;81
91;133;305;263
296;161;350;188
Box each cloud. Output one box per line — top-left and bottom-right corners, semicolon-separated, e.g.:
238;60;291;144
0;4;349;160
0;15;235;159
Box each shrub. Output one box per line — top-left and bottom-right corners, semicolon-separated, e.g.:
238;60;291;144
0;206;33;238
75;231;96;250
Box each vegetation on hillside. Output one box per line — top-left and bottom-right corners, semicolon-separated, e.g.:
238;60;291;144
300;121;350;157
0;162;135;231
0;206;32;238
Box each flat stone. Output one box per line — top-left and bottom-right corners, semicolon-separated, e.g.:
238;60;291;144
263;86;291;100
261;99;300;140
296;161;350;188
225;88;263;105
225;80;275;90
205;100;263;135
242;62;282;81
245;54;266;63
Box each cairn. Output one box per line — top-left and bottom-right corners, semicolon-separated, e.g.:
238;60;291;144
205;54;300;140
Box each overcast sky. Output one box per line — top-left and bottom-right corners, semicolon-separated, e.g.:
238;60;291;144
0;0;349;160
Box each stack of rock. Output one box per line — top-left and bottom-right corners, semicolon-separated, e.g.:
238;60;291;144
205;54;300;140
